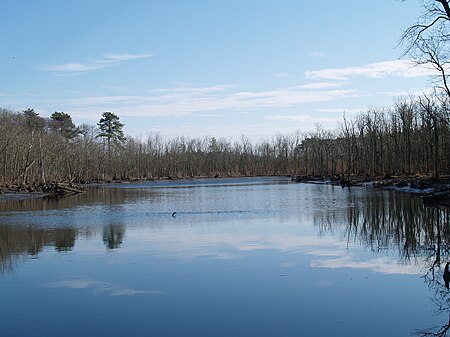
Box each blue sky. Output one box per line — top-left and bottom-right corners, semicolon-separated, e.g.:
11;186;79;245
0;1;435;140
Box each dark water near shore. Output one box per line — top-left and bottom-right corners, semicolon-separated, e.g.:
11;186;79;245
0;177;449;337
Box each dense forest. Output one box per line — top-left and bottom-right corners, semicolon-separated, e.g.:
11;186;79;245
0;94;449;186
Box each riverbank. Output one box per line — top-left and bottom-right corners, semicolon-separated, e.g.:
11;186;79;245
0;182;84;203
2;175;450;207
0;175;270;203
293;174;450;207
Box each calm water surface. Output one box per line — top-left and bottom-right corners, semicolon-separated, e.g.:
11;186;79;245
0;177;449;337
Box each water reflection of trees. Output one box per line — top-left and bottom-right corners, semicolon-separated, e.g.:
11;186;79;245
0;225;77;273
415;245;450;337
0;186;160;213
414;280;450;336
0;186;145;272
103;224;125;250
314;191;450;263
0;221;127;273
314;190;450;337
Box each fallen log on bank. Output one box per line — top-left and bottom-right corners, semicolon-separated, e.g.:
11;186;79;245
41;182;84;195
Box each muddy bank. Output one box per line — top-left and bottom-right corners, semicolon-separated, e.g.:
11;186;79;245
0;182;84;203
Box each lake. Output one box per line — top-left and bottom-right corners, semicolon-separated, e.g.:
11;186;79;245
0;177;448;337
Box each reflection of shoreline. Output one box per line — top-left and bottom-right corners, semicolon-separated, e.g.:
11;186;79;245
1;188;447;275
0;226;76;273
314;191;450;263
0;185;159;213
311;190;450;337
0;222;126;274
415;266;450;337
0;192;48;203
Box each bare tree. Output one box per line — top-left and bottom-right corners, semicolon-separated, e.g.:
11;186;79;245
401;0;450;97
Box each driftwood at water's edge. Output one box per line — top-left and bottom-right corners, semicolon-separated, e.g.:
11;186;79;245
0;182;84;195
41;183;84;195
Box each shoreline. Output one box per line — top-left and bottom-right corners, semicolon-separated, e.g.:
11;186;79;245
0;182;83;203
1;175;450;207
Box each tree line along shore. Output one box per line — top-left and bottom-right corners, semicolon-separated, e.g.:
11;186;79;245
0;94;449;198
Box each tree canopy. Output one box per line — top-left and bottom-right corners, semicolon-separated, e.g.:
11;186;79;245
97;112;126;144
50;111;80;140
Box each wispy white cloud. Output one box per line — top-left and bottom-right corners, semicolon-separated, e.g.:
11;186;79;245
42;279;163;296
39;53;152;74
308;51;330;59
378;87;433;98
274;72;293;78
131;123;306;140
306;59;435;81
149;84;236;95
263;114;341;123
100;53;151;62
299;82;349;90
57;84;359;119
315;107;367;114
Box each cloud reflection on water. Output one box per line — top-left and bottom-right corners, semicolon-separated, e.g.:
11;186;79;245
42;279;163;297
123;224;424;276
310;256;425;275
